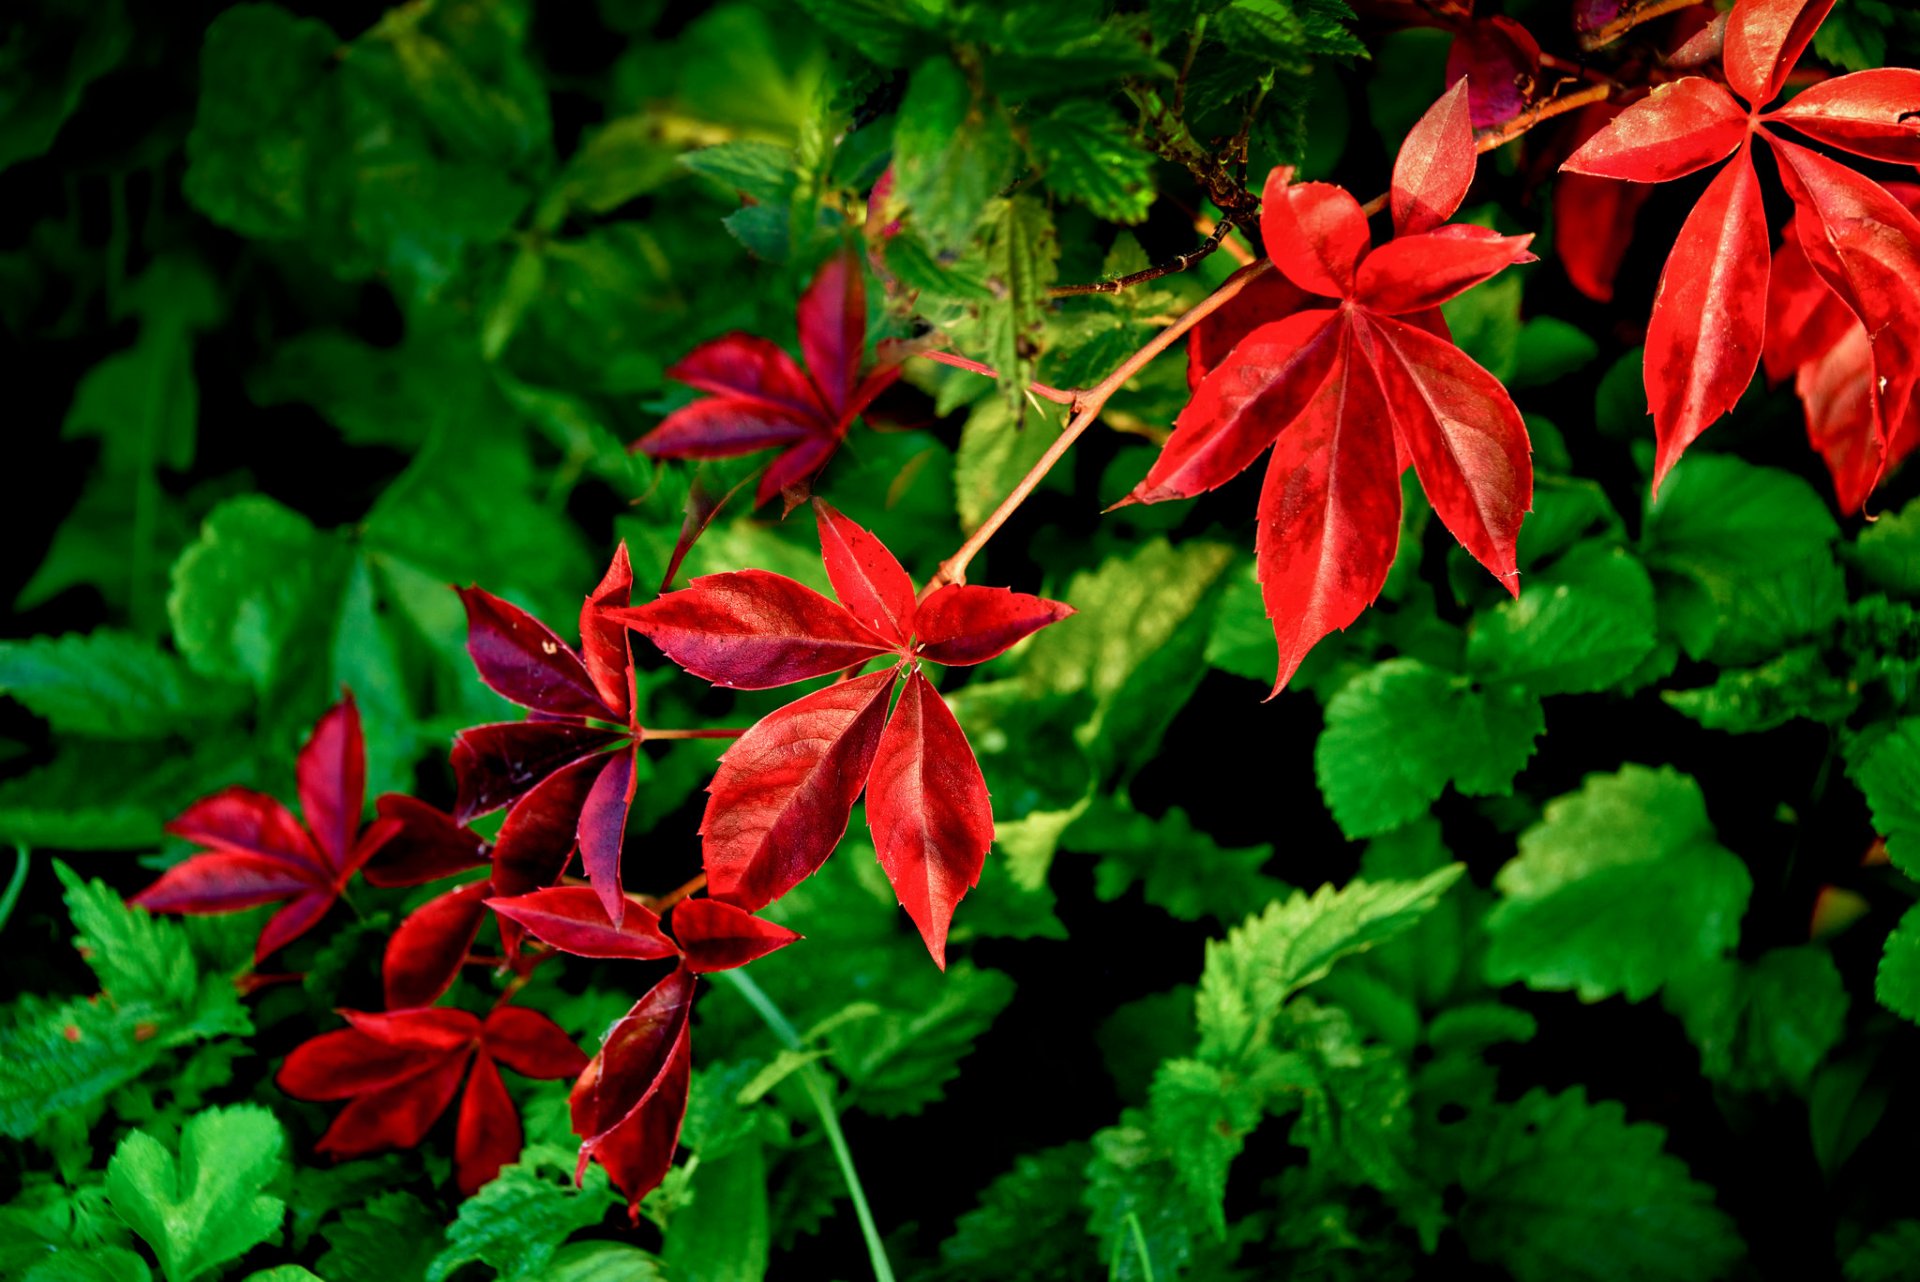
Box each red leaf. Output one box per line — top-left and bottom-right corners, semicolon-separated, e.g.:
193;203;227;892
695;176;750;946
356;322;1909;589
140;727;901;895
1394;78;1478;235
451;721;625;824
342;1007;482;1051
865;669;992;969
578;747;638;923
579;544;634;724
670;898;802;972
383;880;490;1010
279;1028;454;1101
614;570;893;690
913;586;1075;667
483;1005;590;1079
455;1052;520;1195
635;398;815;459
1552;103;1655;303
814;499;916;649
164;787;322;874
297;696;364;873
1767;70;1920;166
1643;146;1770;491
1258;330;1405;694
133;854;318;915
489;754;610;901
364;796;490;887
1723;0;1835;108
315;1052;470;1159
458;587;614;721
487;886;680;961
1354;229;1536;315
702;669;895;911
1444;21;1541;131
1362;315;1529;592
798;250;867;419
1764;216;1859;384
572;968;696;1205
1560;78;1749;182
1262;171;1371;298
1186;266;1316;392
1150;311;1346;502
668;333;829;420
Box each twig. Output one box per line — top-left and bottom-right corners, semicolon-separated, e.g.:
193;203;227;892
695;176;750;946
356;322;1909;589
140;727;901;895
1580;0;1701;51
918;350;1079;404
649;872;708;913
645;727;747;741
1474;82;1613;148
1049;216;1245;297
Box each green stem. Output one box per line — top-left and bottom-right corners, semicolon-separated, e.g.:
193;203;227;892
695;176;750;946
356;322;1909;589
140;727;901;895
0;847;28;935
716;969;895;1282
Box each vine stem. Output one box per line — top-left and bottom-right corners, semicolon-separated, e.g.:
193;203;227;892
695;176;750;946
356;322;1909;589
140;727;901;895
716;968;896;1282
645;727;747;741
1580;0;1703;50
918;350;1078;404
918;257;1273;597
649;872;707;912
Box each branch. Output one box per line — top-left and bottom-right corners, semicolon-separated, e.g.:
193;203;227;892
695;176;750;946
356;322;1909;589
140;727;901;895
917;349;1079;404
1579;0;1701;51
1049;216;1247;297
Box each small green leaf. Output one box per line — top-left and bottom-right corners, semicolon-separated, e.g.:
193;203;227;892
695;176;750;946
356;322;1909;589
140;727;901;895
428;1146;619;1282
1848;719;1920;876
0;632;245;740
104;1106;286;1282
893;58;1015;250
1467;543;1658;695
1028;99;1154;223
315;1192;442;1282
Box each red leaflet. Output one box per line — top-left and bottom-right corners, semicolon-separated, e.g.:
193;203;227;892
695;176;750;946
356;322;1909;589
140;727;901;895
135;696;399;961
1561;0;1920;502
620;501;1073;963
488;886;681;961
363;794;489;887
634;251;902;507
383;880;490;1010
1551;103;1655;302
1141;84;1532;692
572;966;696;1209
278;1004;586;1195
1446;16;1543;129
669;898;802;972
454;545;645;922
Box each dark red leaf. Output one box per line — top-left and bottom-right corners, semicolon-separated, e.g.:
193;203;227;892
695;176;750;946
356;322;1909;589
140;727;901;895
1643;146;1770;491
296;695;364;873
578;747;639;923
1723;0;1835;108
1559;78;1749;182
670;898;802;972
1393;78;1478;235
572;968;696;1205
667;333;829;421
364;795;490;888
455;1052;520;1195
813;499;916;649
164;787;322;874
579;544;635;724
342;1007;482;1051
133;854;318;914
483;1005;590;1079
279;1028;452;1101
315;1052;470;1159
488;755;610;900
864;669;992;969
487;886;681;961
702;669;895;911
913;586;1075;667
798;250;867;419
383;880;490;1010
614;570;893;690
458;586;615;720
1445;20;1541;131
451;721;624;824
634;397;816;460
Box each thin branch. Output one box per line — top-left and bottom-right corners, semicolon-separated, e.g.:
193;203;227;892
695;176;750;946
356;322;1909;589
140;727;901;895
1474;82;1613;148
1049;216;1245;297
645;726;748;741
917;350;1079;404
718;969;896;1282
649;872;708;913
1580;0;1701;51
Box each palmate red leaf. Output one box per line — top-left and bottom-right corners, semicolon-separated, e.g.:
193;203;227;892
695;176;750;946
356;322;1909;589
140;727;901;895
364;795;489;887
488;886;681;961
315;1052;470;1160
135;854;317;915
1136;90;1530;693
280;1025;464;1100
614;570;893;691
865;669;992;969
670;898;802;972
914;586;1075;666
384;880;491;1009
483;1005;590;1079
456;1053;520;1195
1445;20;1541;131
164;787;322;873
702;670;895;911
1186;267;1317;392
489;754;611;901
578;745;639;922
580;544;634;724
451;722;625;824
1764;215;1860;384
573;967;696;1207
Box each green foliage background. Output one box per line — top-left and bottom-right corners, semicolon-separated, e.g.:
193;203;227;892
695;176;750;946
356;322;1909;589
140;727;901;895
5;0;1920;1279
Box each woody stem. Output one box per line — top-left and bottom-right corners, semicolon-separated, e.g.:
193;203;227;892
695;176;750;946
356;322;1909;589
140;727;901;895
645;727;747;740
717;969;895;1282
1580;0;1702;50
649;872;707;912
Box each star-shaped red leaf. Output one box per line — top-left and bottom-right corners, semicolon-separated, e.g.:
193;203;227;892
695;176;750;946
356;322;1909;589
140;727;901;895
613;501;1072;965
135;695;400;961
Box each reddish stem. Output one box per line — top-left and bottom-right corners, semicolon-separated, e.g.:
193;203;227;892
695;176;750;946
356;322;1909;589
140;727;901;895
1580;0;1700;51
648;872;709;913
646;726;747;741
919;350;1078;405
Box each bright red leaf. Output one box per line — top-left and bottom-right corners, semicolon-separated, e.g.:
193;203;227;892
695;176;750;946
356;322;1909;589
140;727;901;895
278;1004;586;1195
488;886;681;961
135;695;400;962
634;251;901;508
615;500;1073;965
383;879;491;1010
1561;0;1920;502
669;898;803;972
1135;81;1533;693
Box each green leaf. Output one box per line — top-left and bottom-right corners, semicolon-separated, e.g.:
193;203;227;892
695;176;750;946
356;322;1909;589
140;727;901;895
1512;316;1599;387
1485;765;1753;1002
1876;903;1920;1025
428;1146;619;1282
1315;660;1543;838
1083;1120;1198;1282
953;396;1067;535
1454;1088;1743;1282
1028;99;1154;223
23;1246;152;1282
679;140;797;205
892;58;1015;250
939;1143;1097;1282
549;115;680;217
1848;718;1920;877
1076;798;1284;923
1664;947;1849;1093
315;1192;442;1282
1148;1057;1264;1237
1440;272;1522;383
1846;1221;1920;1282
1663;645;1857;733
1195;866;1466;1062
104;1105;287;1282
1851;494;1920;599
661;1138;768;1281
1467;543;1658;695
0;1;131;172
0;738;253;851
0;632;245;740
978;195;1061;416
167;496;335;692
